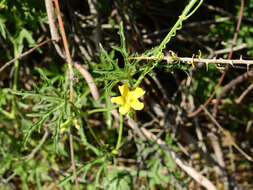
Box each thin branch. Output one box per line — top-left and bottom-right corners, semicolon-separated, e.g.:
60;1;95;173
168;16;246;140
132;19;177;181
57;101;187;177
110;111;217;190
98;87;218;189
143;16;248;39
45;0;65;58
207;132;229;190
0;39;52;73
203;3;233;17
214;43;247;55
191;0;245;117
210;0;245;117
73;62;99;101
213;70;253;116
128;55;253;68
141;127;217;190
53;0;79;189
204;3;253;22
235;83;253;104
65;1;93;60
201;105;253;162
53;0;72;68
177;30;214;55
69;132;79;186
87;0;101;50
23;128;49;161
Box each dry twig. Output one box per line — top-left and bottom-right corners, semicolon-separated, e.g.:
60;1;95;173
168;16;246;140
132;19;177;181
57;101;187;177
52;0;79;189
128;55;253;69
212;70;253;116
140;127;217;190
45;0;65;58
120;116;217;190
73;62;99;101
87;0;101;50
207;132;229;190
235;83;253;104
201;105;253;162
190;0;245;117
0;39;52;73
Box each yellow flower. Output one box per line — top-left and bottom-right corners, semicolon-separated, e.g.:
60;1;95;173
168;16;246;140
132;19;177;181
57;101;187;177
111;83;145;115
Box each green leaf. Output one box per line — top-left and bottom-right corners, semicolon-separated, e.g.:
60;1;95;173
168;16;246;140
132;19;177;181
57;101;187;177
118;21;127;58
23;102;64;147
102;168;132;190
12;28;36;55
0;15;7;39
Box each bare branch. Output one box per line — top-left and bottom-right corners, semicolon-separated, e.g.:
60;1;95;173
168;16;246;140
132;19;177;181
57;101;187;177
88;0;101;50
214;43;247;55
141;127;217;190
213;70;253;116
111;114;217;190
45;0;65;58
235;83;253;104
129;55;253;68
0;39;52;73
201;105;253;162
53;0;78;189
74;62;99;101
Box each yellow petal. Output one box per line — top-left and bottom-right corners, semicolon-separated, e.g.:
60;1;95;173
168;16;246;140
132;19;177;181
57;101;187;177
74;119;80;130
111;96;124;105
130;99;144;110
132;87;145;98
119;83;129;97
119;104;130;115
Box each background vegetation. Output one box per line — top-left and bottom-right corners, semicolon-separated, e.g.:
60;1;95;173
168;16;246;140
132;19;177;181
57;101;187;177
0;0;252;189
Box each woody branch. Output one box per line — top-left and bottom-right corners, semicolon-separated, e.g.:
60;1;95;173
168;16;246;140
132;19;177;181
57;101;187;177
129;55;253;70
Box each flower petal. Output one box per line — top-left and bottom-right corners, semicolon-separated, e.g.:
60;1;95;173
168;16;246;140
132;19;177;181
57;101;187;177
130;99;144;110
119;83;129;97
119;104;130;115
111;96;124;105
132;87;145;98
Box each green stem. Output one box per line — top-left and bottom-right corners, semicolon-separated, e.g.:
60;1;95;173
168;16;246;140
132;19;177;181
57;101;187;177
13;61;19;91
154;0;203;55
115;114;123;151
133;63;152;89
133;0;203;90
112;114;123;164
60;118;72;129
87;105;118;115
0;107;14;119
10;59;19;119
84;114;102;147
105;81;113;129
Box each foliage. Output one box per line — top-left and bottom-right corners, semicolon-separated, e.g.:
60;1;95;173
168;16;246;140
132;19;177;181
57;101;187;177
0;0;252;189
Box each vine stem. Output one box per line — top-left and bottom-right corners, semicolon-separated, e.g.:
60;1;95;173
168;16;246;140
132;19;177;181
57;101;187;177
154;0;203;55
133;0;203;89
